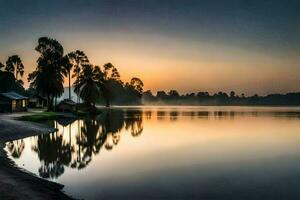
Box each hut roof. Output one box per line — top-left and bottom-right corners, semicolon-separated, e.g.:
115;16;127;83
29;94;47;100
0;92;28;100
57;99;76;106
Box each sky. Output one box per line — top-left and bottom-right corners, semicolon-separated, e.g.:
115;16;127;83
0;0;299;95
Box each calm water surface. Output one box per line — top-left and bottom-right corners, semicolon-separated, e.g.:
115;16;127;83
5;106;300;200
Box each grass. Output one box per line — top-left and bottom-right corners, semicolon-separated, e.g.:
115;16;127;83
74;104;103;116
19;104;104;122
19;112;65;122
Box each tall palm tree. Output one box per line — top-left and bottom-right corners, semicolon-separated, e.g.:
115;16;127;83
62;56;72;100
68;50;89;103
28;37;67;111
5;55;25;85
73;64;103;107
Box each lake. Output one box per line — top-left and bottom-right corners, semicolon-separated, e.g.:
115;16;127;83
5;106;300;200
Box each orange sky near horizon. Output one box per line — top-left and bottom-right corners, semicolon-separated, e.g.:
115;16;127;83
2;31;299;96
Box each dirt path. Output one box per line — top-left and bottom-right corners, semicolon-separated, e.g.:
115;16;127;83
0;113;74;200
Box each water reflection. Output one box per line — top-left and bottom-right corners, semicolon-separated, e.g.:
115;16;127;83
5;107;300;199
7;140;25;158
21;110;144;178
32;131;72;178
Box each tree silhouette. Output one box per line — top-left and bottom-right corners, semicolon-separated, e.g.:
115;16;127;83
5;55;25;85
130;77;144;96
68;50;89;103
62;56;73;100
103;62;120;81
28;37;67;110
230;91;236;98
100;63;122;107
142;90;300;106
73;64;103;107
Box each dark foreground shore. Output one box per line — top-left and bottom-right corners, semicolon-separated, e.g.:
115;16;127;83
0;114;74;200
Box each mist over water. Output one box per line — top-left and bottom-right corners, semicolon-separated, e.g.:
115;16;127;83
6;106;300;200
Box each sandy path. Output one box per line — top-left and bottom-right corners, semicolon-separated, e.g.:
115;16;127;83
0;113;74;200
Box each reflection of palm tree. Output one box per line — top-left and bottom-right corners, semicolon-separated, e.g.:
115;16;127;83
32;132;73;179
7;140;25;158
124;110;143;137
29;109;145;175
100;110;124;150
73;119;101;169
104;132;121;150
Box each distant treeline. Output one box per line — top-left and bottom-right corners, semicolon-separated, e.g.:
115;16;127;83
142;90;300;106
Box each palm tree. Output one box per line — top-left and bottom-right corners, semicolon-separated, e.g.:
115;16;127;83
62;56;72;100
73;64;102;107
68;50;89;103
28;37;67;111
5;55;25;85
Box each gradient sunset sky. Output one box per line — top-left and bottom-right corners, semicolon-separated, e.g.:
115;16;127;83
0;0;299;95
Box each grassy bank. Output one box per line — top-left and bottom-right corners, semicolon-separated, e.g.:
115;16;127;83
18;112;65;122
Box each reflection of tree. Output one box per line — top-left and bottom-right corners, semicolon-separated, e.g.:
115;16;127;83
71;119;101;169
29;109;144;179
157;111;166;120
124;110;143;137
145;111;152;120
170;111;178;121
7;140;25;158
101;110;124;150
32;131;73;179
70;111;125;169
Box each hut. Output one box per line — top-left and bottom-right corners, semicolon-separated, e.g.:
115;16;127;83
56;99;76;112
0;92;28;112
28;94;48;108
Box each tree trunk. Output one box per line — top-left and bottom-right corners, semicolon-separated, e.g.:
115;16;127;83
47;95;51;111
48;96;54;111
105;98;110;107
69;70;71;100
76;72;79;104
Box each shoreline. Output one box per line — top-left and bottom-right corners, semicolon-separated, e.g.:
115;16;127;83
0;114;74;200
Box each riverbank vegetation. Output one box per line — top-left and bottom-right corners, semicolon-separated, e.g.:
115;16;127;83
143;90;300;106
